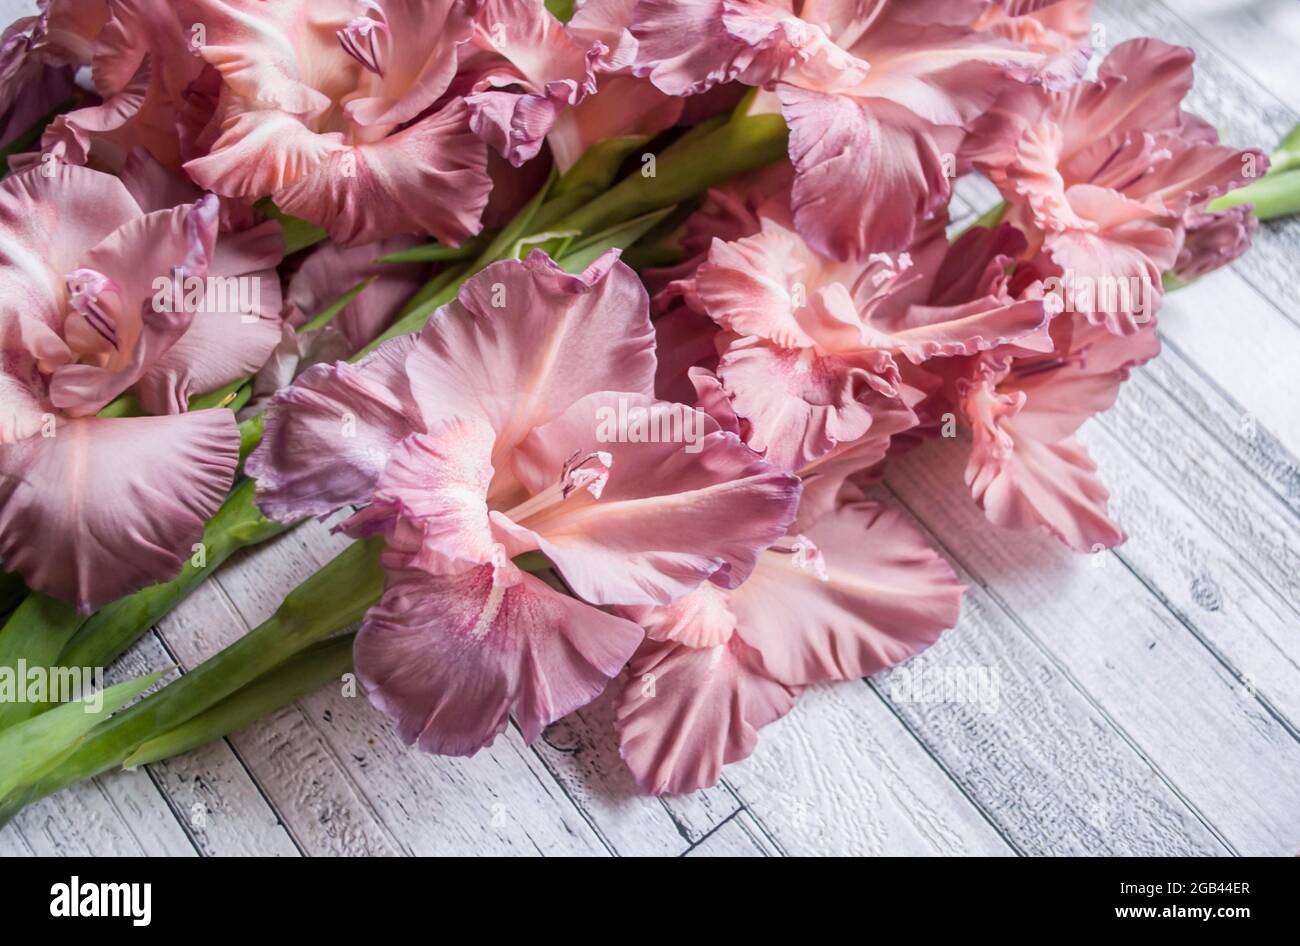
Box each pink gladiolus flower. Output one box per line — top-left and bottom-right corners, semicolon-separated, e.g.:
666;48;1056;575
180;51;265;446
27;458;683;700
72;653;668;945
180;0;491;246
630;0;1055;260
616;497;964;795
951;309;1160;552
973;38;1266;334
4;0;209;173
0;161;284;611
0;6;76;152
676;196;1049;472
249;251;801;755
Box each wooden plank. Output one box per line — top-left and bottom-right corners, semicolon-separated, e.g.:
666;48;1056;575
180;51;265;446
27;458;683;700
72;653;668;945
686;811;781;857
156;570;402;856
1150;0;1300;114
2;768;196;857
863;495;1227;856
721;682;1015;856
885;436;1300;855
209;517;609;856
532;681;740;856
113;632;302;857
1089;389;1300;723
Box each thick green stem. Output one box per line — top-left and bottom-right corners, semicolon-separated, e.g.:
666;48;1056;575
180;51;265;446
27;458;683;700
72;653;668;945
123;635;355;768
0;595;85;730
1210;167;1300;219
549;113;788;237
7;539;384;807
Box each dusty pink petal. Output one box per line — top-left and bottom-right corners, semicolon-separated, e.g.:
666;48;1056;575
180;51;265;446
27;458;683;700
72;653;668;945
568;0;639;70
621;580;738;647
0;410;238;611
248;336;422;522
629;0;742;95
184;108;341;199
1007;316;1160;443
615;635;798;795
405;251;655;458
870;293;1050;363
350;415;501;574
48;198;220;414
118;146;202;212
1043;189;1175;336
733;501;963;686
694;219;831;349
844;14;1045;126
37;56;150;165
1172;205;1256;283
688;367;742;437
717;334;900;473
136;220;285;414
467;0;601;166
1059;39;1192;159
721;1;870;91
547;74;682;172
967;428;1124;552
355;559;643;754
0;165;140;326
781;87;956;259
343;0;476;127
652;301;719;405
179;0;345;117
273;99;490;246
283;235;428;349
793;393;919;530
504;391;802;604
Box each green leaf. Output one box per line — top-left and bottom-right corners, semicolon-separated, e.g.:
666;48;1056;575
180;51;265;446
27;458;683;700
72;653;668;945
0;595;85;731
257;199;328;255
550;135;653;202
0;670;167;798
7;539;385;812
1270;120;1300;175
556;207;677;273
375;236;487;264
1210;167;1300;219
544;0;575;21
124;637;354;769
547;111;788;237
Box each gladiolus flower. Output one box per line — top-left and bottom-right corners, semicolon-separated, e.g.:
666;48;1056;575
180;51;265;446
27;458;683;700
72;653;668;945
249;250;801;755
0;161;284;610
180;0;492;245
973;38;1267;334
630;0;1057;260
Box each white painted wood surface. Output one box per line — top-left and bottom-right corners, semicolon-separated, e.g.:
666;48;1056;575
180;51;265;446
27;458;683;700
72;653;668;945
3;0;1299;857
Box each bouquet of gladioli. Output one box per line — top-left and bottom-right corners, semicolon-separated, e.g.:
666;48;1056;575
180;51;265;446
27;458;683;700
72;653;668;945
1;0;1297;812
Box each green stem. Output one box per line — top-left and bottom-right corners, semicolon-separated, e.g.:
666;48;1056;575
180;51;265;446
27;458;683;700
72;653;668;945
548;112;789;237
122;635;355;768
1209;167;1300;219
7;539;384;807
0;595;85;730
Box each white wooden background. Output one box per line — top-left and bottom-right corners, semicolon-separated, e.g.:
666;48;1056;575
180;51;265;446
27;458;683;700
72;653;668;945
3;0;1300;857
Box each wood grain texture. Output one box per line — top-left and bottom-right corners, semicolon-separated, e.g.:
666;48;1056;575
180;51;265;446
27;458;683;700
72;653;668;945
4;0;1300;858
885;438;1300;856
